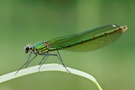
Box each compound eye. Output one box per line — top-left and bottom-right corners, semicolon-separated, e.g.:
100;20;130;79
24;45;31;53
25;47;29;53
26;46;29;50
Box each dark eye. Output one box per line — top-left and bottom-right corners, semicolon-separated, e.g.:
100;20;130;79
24;44;32;53
25;47;29;53
25;47;29;50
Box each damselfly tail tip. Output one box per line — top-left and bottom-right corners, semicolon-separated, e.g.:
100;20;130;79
121;25;128;32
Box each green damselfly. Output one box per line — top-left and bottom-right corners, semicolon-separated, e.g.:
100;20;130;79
16;24;127;74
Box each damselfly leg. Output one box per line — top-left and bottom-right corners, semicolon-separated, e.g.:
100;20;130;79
38;50;69;72
15;50;69;75
15;52;37;75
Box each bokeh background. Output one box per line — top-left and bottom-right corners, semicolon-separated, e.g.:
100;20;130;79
0;0;134;90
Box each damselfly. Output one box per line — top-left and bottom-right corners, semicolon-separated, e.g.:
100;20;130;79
16;24;127;74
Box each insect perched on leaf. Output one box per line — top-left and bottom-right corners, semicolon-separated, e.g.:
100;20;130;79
16;24;127;74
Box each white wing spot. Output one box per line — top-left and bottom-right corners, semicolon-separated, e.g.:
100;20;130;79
112;24;116;27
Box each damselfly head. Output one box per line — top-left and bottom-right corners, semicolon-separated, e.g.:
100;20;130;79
24;44;32;54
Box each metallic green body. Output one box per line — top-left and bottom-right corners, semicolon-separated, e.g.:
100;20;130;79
16;24;127;74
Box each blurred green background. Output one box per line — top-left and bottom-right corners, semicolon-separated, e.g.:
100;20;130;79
0;0;134;90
